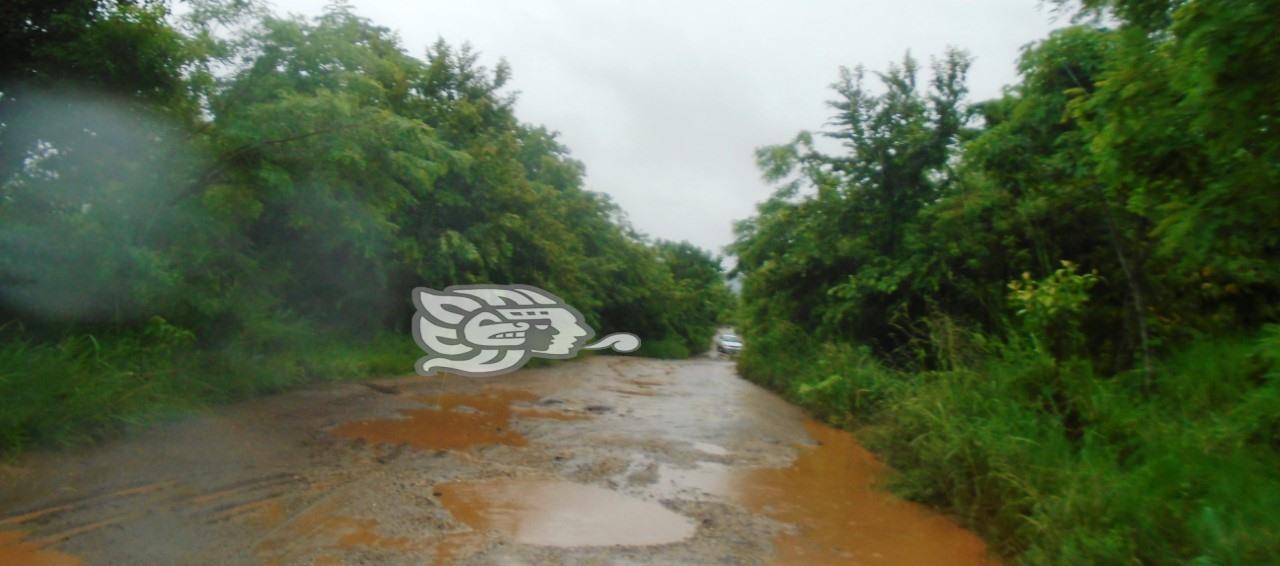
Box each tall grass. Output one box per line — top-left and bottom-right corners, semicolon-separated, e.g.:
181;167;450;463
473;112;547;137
738;324;1280;564
0;316;709;457
0;318;421;457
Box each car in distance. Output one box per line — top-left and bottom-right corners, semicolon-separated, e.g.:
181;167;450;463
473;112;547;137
715;333;743;354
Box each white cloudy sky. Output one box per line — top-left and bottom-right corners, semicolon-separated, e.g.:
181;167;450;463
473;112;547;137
269;0;1064;256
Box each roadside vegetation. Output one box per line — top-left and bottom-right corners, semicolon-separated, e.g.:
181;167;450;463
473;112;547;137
731;0;1279;562
0;1;732;456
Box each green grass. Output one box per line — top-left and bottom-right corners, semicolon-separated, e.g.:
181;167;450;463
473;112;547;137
0;320;716;457
0;322;422;457
737;324;1280;564
634;335;692;359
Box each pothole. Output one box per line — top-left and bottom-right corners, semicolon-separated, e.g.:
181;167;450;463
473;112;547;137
436;478;697;547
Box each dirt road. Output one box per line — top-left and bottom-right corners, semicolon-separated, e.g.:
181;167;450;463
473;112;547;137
0;355;994;565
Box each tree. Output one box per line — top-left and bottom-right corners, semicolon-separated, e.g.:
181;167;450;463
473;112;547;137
733;50;973;356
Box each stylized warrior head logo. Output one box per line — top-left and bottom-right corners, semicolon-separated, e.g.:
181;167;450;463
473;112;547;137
411;284;640;377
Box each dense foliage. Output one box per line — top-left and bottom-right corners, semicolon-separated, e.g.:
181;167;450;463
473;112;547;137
0;1;730;454
732;0;1279;562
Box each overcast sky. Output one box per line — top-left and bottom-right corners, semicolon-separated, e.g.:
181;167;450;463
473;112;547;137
271;0;1064;256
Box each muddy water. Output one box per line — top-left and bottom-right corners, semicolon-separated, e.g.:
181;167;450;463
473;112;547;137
0;356;995;564
438;479;696;547
330;389;586;450
737;421;992;565
0;531;81;566
649;422;992;564
358;364;993;563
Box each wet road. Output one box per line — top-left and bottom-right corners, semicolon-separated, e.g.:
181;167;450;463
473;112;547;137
0;355;995;564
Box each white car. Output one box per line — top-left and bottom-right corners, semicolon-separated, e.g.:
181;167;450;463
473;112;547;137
715;333;743;354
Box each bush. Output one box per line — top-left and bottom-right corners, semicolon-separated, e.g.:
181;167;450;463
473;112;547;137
738;327;1280;563
0;328;422;456
634;335;691;359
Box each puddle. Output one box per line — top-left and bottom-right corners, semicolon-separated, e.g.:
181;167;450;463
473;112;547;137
331;389;587;450
0;531;81;566
437;479;696;547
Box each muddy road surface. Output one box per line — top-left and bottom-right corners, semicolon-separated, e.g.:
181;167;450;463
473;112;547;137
0;355;995;565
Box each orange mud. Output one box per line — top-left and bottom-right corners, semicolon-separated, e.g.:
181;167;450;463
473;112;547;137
254;496;426;564
331;389;587;450
738;421;994;565
0;531;81;566
0;356;995;564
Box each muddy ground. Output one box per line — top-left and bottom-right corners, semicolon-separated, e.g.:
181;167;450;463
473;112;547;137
0;354;995;565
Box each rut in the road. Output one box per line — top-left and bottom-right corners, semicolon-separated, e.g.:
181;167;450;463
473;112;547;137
0;356;996;564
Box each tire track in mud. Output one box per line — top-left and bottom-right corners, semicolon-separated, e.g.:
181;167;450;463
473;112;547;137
0;479;177;528
1;355;1000;564
0;473;316;547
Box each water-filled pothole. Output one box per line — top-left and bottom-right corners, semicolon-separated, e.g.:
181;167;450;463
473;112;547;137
331;389;588;450
437;478;696;547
